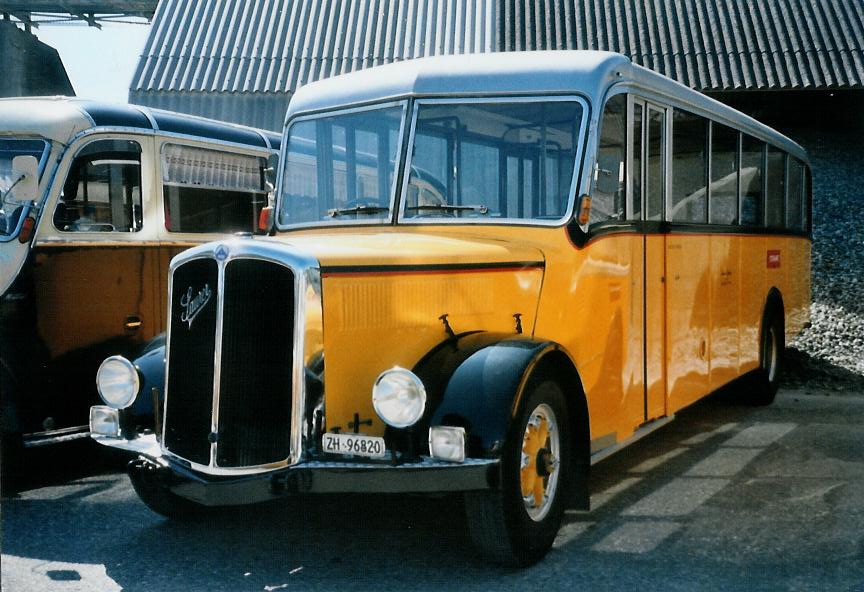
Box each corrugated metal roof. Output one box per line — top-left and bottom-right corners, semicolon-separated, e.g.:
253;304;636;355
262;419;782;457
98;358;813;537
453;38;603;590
129;0;864;129
500;0;864;90
132;0;497;94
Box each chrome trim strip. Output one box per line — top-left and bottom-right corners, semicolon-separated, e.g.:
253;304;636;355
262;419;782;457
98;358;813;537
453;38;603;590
92;432;162;457
590;415;675;466
396;95;591;228
63;126;278;156
23;425;90;448
209;259;226;468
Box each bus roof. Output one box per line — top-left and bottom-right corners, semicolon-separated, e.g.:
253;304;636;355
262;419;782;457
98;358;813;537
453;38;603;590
287;51;629;117
286;50;806;163
0;97;281;151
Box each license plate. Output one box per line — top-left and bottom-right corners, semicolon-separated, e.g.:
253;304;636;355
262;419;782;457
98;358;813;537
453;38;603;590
322;432;386;459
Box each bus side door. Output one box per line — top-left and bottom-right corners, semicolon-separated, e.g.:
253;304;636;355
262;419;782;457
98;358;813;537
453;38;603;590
631;98;667;422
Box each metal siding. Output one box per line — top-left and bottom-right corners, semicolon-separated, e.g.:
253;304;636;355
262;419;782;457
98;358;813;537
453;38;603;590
132;0;498;95
129;0;863;129
494;0;864;91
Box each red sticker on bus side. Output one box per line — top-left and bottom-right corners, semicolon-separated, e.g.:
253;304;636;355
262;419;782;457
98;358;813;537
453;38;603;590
767;250;781;269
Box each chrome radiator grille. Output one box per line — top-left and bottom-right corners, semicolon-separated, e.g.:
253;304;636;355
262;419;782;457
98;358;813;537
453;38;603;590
216;260;294;467
163;251;297;471
164;258;219;466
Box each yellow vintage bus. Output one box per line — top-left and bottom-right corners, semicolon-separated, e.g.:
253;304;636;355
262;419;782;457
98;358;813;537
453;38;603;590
91;51;811;566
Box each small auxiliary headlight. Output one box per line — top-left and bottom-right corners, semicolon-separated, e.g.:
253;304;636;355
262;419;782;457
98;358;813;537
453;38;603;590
372;367;426;428
96;355;140;410
429;426;467;463
90;405;120;438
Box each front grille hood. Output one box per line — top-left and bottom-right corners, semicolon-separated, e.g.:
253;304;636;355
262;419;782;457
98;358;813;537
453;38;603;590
160;238;322;476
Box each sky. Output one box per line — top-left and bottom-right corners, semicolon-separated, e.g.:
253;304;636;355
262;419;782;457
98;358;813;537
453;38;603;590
32;18;152;104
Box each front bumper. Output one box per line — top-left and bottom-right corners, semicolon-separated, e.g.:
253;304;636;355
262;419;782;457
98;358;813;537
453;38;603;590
92;413;500;506
132;453;500;506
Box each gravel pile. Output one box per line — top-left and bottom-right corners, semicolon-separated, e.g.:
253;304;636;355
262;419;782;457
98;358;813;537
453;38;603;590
784;122;864;390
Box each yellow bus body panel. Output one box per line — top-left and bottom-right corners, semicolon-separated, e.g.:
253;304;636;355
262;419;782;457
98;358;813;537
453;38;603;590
281;223;810;445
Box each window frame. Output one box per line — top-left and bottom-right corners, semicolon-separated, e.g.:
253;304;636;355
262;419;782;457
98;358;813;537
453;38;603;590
706;121;741;226
587;93;628;228
669;107;710;225
52;136;144;234
765;145;787;230
160;142;269;234
397;94;590;227
274;100;409;231
627;95;669;224
0;137;51;243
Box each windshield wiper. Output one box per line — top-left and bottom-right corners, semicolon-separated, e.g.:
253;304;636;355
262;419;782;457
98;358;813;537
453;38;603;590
327;204;389;217
406;204;489;214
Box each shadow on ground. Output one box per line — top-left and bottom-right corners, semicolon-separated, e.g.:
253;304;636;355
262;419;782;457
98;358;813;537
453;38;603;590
783;346;864;391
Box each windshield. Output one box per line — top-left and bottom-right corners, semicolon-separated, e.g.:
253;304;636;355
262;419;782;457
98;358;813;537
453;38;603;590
0;138;48;237
278;104;404;227
402;100;584;223
276;98;585;229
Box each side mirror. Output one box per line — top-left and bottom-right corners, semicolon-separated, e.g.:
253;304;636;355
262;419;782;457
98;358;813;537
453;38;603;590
8;155;39;204
593;154;622;196
264;153;279;193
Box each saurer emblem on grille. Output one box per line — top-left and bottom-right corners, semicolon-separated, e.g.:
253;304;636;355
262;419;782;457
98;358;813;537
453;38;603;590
179;284;212;329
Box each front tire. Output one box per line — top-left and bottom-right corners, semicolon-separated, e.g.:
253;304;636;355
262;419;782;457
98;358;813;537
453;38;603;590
464;380;571;566
128;458;212;520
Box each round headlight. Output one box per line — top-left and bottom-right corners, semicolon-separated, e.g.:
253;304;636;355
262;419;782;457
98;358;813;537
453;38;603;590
372;367;426;428
96;356;140;409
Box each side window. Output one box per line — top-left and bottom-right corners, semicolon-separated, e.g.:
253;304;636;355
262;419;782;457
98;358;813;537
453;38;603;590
740;134;764;226
590;94;626;225
765;146;786;229
629;102;643;220
628;100;665;222
709;123;739;224
786;157;804;231
670;109;708;223
54;139;142;232
645;106;665;221
162;144;268;233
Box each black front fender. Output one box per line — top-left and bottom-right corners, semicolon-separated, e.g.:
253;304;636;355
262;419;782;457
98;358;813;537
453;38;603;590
124;334;166;427
414;333;565;458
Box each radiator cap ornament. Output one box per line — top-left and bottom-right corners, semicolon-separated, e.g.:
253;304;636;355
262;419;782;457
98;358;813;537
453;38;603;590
215;244;230;261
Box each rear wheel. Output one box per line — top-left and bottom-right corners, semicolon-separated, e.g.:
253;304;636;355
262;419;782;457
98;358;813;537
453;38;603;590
464;380;571;566
751;303;784;406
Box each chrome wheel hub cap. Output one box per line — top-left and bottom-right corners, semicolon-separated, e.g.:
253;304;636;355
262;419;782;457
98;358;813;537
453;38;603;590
519;403;560;522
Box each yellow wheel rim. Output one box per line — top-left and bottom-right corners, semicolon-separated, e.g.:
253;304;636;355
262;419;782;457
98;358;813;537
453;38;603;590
519;403;560;522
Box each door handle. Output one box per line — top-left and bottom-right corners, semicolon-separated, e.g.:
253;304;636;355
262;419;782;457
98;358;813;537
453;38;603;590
125;315;143;332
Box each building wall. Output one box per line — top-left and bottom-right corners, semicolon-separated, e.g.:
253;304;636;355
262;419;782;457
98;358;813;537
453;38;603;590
0;20;74;98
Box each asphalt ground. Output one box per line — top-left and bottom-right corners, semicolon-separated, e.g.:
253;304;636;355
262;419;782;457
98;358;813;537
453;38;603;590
2;388;863;591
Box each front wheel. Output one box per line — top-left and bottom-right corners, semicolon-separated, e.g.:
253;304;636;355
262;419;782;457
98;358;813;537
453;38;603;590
464;380;571;566
128;458;212;520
